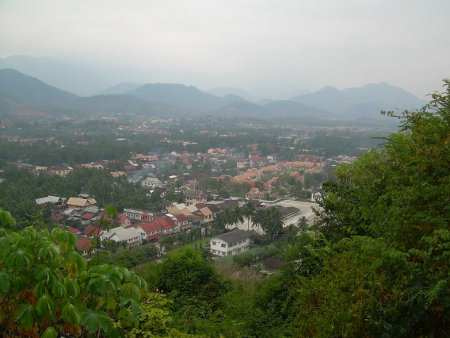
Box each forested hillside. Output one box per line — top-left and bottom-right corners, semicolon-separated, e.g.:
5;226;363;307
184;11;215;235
0;81;449;337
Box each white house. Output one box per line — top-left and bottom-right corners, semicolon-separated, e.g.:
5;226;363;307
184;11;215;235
210;230;251;256
141;177;164;189
123;208;153;222
100;226;141;247
35;195;64;205
311;189;324;203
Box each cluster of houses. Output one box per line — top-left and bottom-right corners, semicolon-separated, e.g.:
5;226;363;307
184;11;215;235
35;190;266;257
36;187;306;259
17;163;74;177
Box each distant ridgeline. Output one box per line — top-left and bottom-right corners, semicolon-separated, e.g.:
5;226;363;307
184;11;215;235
0;68;425;125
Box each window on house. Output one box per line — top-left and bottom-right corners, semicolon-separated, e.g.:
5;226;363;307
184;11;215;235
212;241;216;245
221;243;226;247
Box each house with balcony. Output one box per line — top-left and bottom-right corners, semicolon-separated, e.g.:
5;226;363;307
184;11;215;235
185;190;207;205
210;230;251;256
123;208;154;222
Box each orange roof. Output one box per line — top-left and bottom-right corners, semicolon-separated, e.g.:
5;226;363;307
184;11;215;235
76;237;93;251
67;226;80;235
140;216;174;233
84;225;100;237
118;214;130;223
261;165;278;172
139;220;163;233
174;214;187;222
283;161;320;168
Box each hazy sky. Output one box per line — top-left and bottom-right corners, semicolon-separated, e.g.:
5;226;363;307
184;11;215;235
1;0;449;98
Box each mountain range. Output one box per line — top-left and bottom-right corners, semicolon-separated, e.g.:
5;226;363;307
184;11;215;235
0;67;426;125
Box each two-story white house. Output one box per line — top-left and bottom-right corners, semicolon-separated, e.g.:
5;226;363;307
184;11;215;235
210;230;251;256
123;208;154;222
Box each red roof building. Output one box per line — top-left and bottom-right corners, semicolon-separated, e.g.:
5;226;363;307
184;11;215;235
118;214;132;227
138;216;175;241
84;225;101;237
173;213;189;230
66;226;81;235
81;212;96;220
76;237;93;256
174;214;187;222
51;214;64;222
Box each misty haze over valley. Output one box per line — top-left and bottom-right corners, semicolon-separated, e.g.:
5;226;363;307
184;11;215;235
0;1;449;338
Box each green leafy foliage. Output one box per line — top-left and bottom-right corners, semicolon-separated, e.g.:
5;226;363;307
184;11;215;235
252;207;284;240
0;208;16;228
297;81;450;336
151;248;229;332
0;224;148;337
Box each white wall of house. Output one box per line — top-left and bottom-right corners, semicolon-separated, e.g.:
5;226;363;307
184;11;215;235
210;237;250;256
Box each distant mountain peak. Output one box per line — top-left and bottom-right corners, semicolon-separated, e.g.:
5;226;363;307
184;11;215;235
290;82;426;120
206;87;258;102
319;85;339;92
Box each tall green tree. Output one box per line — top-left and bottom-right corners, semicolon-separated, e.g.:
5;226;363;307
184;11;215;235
317;80;450;249
242;201;257;231
253;207;284;240
155;248;228;332
230;206;245;226
308;80;450;336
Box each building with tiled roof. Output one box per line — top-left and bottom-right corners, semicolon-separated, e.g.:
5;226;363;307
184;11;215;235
66;197;97;209
35;195;64;205
76;237;93;256
210;230;251;256
185;190;207;205
81;212;96;220
138;216;175;240
118;214;131;227
84;225;101;237
197;207;214;223
66;226;81;236
100;226;141;247
172;213;189;230
123;208;153;222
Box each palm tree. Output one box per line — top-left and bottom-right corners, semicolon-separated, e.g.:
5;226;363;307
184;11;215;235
231;206;244;227
222;208;235;229
242;201;256;231
255;207;283;240
213;212;227;233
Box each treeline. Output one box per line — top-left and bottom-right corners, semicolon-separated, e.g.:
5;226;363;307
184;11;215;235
0;166;152;222
0;118;384;168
